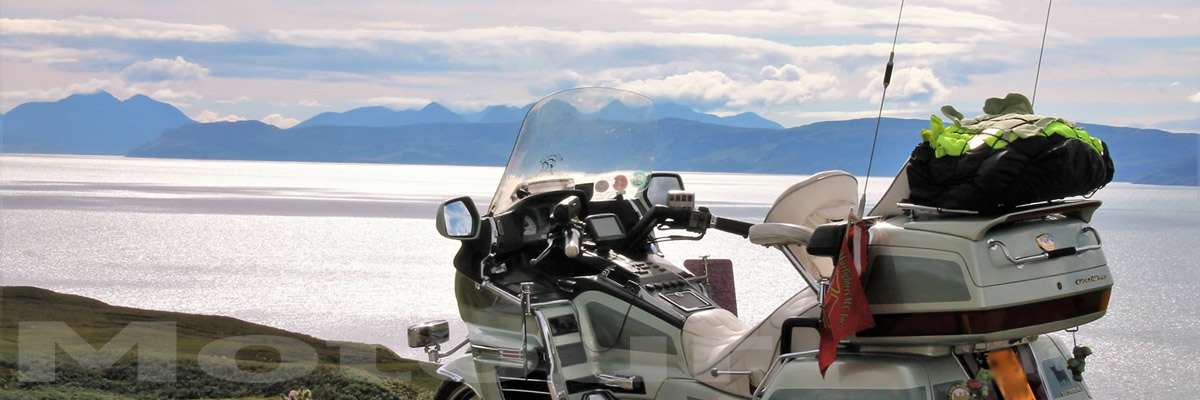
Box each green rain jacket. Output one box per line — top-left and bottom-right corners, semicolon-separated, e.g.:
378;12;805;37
922;93;1105;158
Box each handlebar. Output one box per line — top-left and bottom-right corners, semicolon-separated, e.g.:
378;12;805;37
712;216;752;238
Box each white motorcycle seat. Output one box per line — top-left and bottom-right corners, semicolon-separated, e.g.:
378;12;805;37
681;289;820;396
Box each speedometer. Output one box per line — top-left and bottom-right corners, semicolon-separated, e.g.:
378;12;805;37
523;215;538;237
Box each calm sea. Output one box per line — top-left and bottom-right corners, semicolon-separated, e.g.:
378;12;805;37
2;154;1197;398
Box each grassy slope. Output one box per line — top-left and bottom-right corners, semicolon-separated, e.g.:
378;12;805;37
0;286;442;399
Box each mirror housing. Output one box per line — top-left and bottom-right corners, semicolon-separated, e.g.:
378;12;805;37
780;317;821;354
640;172;685;209
407;320;450;348
550;195;582;224
436;196;480;240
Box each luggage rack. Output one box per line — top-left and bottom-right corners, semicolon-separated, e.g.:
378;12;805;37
896;202;979;220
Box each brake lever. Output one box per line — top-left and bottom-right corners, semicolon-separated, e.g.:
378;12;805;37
531;237;555;265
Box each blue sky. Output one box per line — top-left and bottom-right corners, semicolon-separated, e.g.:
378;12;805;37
1;0;1197;130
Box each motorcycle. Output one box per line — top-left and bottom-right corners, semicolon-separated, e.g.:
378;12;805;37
410;87;1112;400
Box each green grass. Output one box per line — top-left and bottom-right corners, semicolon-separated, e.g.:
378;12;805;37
0;286;442;399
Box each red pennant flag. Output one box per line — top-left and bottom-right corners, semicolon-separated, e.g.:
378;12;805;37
818;218;874;376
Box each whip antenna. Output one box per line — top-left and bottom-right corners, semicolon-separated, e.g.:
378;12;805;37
860;0;906;216
1032;0;1053;107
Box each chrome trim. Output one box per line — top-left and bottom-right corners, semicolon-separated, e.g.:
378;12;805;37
753;350;820;399
896;202;980;215
501;388;552;395
597;373;638;390
709;369;752;377
657;289;714;312
534;309;566;400
988;228;1103;266
1077;226;1103;252
779;246;821;293
436;364;464;382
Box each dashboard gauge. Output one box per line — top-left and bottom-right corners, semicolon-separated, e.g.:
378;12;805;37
523;215;538;236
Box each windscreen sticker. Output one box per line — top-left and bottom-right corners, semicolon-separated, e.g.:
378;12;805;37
613;174;628;192
595;180;610;193
632;171;647;187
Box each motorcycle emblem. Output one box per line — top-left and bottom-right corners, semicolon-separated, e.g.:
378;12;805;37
1036;233;1057;252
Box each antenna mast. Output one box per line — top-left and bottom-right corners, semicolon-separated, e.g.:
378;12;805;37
1032;0;1053;107
860;0;906;216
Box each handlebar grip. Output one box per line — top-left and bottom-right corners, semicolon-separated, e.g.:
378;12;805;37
713;217;752;238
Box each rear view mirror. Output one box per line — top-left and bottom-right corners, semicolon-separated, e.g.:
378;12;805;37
641;173;684;208
407;320;450;348
436;196;480;240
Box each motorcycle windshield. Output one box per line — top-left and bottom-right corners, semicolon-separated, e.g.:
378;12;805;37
490;88;658;214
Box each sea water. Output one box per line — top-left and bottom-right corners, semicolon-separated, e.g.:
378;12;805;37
2;154;1197;398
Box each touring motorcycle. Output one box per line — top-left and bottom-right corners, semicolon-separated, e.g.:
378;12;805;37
409;88;1112;400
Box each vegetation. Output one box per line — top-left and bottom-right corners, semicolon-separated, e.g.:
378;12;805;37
0;287;442;399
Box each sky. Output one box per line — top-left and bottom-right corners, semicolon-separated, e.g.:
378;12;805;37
1;0;1197;130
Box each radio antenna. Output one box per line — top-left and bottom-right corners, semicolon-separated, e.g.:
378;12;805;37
860;0;906;216
1031;0;1053;107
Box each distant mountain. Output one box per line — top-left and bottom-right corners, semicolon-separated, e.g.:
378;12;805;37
0;91;194;154
656;102;783;129
294;102;464;128
131;120;516;165
465;104;532;123
131;117;1197;186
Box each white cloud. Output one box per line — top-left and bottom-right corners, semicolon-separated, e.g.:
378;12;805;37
634;1;1031;38
0;16;238;42
144;88;202;105
267;26;973;67
216;96;251;104
859;67;949;104
261;114;300;128
297;99;324;107
1189;91;1200;103
1157;13;1181;20
192;110;246;123
0;46;118;65
618;64;839;109
359;96;432;109
121;57;209;82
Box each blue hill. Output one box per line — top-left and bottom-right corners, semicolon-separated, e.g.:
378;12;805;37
294;102;464;128
0;91;193;155
131;117;1197;186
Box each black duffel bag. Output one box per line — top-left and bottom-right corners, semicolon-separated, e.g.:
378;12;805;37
906;129;1115;214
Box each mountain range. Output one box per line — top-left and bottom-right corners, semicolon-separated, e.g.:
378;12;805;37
1;90;1196;186
0;91;194;154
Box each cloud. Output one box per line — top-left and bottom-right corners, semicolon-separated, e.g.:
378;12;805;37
217;96;252;104
261;114;300;128
1189;91;1200;103
618;64;839;109
266;26;973;68
144;88;202;106
0;46;118;65
297;99;324;107
121;57;209;82
858;67;949;104
634;1;1031;38
0;16;238;42
192;110;247;123
359;96;432;109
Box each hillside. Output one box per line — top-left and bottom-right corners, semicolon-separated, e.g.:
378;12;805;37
0;286;440;400
0;92;194;155
131;117;1198;186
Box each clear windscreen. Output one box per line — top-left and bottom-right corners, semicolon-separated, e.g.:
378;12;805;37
490;88;658;213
